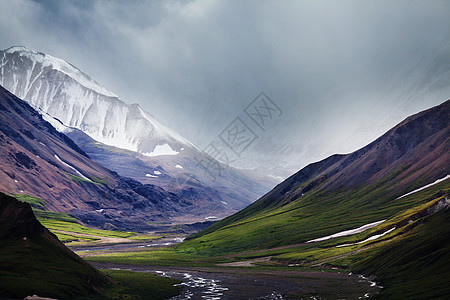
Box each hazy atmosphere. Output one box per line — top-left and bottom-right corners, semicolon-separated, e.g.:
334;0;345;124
1;0;449;179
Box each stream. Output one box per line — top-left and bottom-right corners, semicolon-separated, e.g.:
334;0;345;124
157;270;283;300
106;266;285;300
82;236;380;299
95;264;379;300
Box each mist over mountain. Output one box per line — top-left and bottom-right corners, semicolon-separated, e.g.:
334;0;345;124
0;84;270;230
182;99;450;299
1;0;449;180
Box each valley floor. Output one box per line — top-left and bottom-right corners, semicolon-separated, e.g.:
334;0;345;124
14;177;449;299
70;237;380;300
90;261;380;300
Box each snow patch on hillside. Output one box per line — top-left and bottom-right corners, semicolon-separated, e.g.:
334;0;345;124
307;220;386;243
54;155;92;182
336;227;396;247
40;109;73;134
396;174;450;199
142;144;179;157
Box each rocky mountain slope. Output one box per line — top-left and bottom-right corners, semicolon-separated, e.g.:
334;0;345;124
65;127;272;221
0;192;109;299
0;84;226;230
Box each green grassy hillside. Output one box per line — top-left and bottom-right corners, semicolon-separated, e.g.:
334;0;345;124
84;184;449;299
180;175;450;255
183;101;449;256
165;101;450;299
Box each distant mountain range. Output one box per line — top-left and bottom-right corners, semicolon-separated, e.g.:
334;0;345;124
0;46;275;223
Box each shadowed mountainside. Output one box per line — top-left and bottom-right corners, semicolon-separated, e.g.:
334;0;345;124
352;199;450;300
0;192;109;299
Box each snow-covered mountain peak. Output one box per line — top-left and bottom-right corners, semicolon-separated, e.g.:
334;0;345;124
5;45;33;54
2;46;117;98
0;46;194;156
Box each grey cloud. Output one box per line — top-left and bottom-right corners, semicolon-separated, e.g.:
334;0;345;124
1;0;449;178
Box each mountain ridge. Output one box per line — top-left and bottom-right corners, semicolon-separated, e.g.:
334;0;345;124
186;99;449;247
260;99;449;205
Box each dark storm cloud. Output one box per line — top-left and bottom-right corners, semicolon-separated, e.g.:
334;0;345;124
1;0;449;177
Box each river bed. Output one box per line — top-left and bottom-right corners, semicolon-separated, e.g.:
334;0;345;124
93;262;380;300
70;237;185;252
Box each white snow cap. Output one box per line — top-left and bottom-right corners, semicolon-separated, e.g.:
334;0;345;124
4;46;117;97
1;46;198;157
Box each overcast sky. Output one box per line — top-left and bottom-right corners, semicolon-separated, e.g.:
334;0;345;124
1;0;449;179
